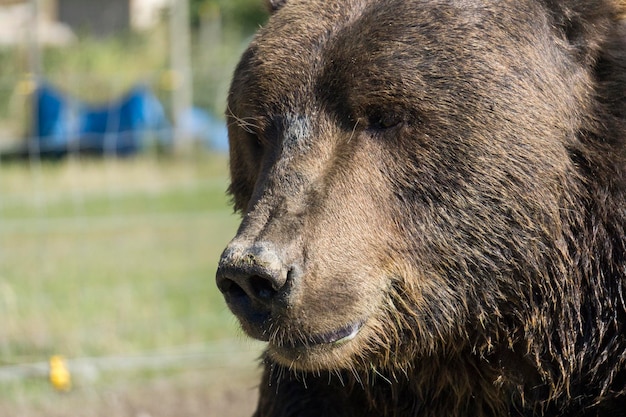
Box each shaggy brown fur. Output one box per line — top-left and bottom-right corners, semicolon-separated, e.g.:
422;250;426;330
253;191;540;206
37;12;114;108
216;0;626;416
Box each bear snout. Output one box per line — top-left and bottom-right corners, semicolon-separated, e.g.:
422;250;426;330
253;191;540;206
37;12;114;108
216;241;297;339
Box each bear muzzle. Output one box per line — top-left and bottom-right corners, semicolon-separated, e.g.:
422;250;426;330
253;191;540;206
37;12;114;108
216;239;367;352
216;240;297;340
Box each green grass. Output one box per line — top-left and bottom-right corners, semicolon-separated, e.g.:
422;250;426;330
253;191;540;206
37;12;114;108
0;154;244;364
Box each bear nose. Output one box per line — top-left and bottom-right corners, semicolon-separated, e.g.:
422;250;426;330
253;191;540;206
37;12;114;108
216;242;288;311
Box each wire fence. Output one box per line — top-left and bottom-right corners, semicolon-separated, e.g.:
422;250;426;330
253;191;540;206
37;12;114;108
0;339;263;384
0;4;263;415
0;87;254;415
0;144;266;417
0;148;251;355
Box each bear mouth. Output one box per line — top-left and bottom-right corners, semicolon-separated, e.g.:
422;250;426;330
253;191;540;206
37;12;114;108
307;321;363;346
276;321;364;349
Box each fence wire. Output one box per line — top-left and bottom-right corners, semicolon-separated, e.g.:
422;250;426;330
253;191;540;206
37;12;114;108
0;147;251;384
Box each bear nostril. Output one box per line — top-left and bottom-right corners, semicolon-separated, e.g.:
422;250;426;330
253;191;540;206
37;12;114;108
249;275;278;301
216;269;281;308
218;278;247;299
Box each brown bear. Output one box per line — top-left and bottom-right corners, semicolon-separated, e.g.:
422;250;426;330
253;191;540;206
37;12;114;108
215;0;626;416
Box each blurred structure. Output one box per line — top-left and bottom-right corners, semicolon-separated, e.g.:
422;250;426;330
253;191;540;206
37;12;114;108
33;82;171;157
57;0;130;37
168;0;193;151
0;0;231;158
56;0;172;36
178;106;228;153
0;82;172;158
0;0;74;46
0;0;170;44
132;0;170;30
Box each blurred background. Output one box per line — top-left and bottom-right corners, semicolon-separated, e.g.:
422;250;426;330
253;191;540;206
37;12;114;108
0;0;267;415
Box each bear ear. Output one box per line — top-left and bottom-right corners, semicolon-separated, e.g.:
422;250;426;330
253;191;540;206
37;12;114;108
265;0;288;13
542;0;624;62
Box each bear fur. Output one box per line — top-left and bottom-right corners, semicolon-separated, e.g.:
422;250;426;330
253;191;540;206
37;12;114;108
216;0;626;416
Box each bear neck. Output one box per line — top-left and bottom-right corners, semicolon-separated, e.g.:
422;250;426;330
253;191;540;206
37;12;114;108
352;339;625;417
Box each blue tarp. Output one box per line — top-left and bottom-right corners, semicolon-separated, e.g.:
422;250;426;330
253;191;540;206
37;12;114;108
32;83;171;156
178;107;229;153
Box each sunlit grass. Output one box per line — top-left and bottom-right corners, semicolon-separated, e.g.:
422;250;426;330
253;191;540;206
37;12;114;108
0;154;243;364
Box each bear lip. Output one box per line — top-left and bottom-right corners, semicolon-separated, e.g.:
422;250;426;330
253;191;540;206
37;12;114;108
282;321;364;348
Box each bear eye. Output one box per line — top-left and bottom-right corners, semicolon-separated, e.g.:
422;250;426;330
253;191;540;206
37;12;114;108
366;110;402;130
246;132;264;151
237;121;266;153
228;110;267;151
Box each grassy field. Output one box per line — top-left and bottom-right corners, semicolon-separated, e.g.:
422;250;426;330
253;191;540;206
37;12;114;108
0;5;267;413
0;153;262;416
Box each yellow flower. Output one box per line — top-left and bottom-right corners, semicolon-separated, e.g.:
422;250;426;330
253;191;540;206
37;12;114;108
49;355;71;391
